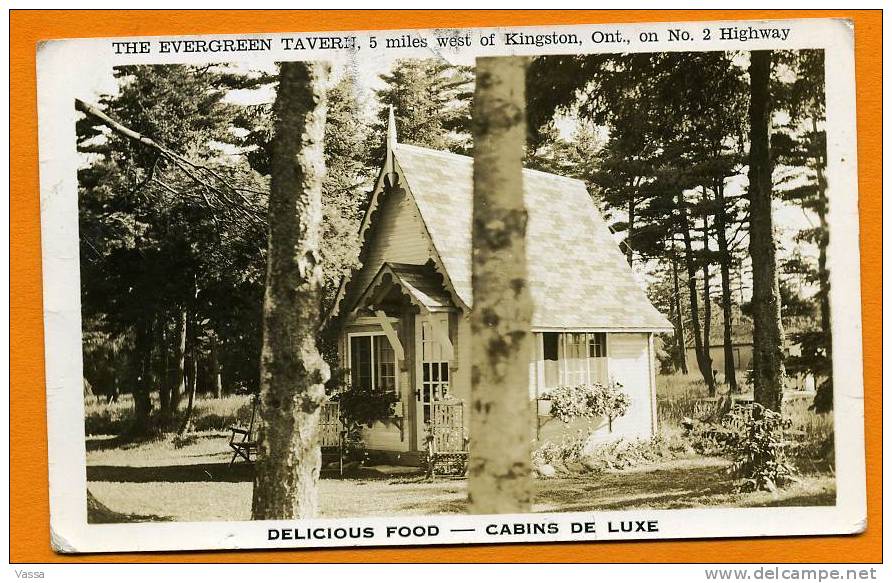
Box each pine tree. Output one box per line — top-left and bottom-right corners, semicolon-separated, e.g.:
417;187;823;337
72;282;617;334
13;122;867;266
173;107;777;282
372;59;473;157
77;64;268;433
747;51;786;412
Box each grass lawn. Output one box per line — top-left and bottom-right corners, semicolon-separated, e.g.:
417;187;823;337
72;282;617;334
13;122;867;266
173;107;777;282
86;434;835;523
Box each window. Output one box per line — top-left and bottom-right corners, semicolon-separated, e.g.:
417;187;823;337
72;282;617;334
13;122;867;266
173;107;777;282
563;333;589;386
543;333;559;361
589;333;607;358
540;332;609;389
349;333;398;393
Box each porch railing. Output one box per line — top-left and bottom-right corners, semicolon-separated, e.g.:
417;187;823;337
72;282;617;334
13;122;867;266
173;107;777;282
425;400;468;477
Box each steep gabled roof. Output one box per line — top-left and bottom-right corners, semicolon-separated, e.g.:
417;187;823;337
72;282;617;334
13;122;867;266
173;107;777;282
393;143;672;331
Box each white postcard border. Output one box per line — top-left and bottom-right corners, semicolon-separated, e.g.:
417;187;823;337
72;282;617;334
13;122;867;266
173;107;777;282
36;17;866;553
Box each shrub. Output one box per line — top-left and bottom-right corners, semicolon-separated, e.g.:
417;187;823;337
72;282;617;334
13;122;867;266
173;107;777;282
331;374;399;459
582;436;675;471
533;431;692;476
546;381;631;430
532;430;589;469
722;403;797;492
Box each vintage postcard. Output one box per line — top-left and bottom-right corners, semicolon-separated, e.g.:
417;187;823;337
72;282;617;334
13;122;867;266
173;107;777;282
36;16;866;553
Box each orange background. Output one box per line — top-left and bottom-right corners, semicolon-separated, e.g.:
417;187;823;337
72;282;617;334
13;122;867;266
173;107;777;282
10;9;882;563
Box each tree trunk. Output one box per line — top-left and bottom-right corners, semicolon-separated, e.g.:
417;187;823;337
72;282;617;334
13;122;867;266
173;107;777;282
210;333;223;398
747;50;785;412
87;489;130;523
177;309;198;435
158;318;171;426
700;193;715;395
670;244;689;374
679;191;713;391
714;179;739;392
468;56;534;515
177;277;201;435
251;61;331;521
812;117;832;365
131;321;153;435
626;195;636;267
171;307;187;415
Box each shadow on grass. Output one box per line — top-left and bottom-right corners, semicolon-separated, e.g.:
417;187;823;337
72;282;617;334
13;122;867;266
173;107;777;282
85;433;166;453
86;461;421;484
535;461;836;512
87;490;173;524
746;491;837;507
88;461;254;483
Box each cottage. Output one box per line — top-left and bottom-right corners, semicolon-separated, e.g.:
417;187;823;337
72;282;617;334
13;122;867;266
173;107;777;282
326;113;672;464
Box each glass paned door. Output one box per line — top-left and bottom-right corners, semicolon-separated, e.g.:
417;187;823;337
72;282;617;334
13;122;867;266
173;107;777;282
416;316;450;449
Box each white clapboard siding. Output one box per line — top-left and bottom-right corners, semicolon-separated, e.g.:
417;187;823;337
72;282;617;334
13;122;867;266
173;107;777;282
362;418;409;451
588;332;654;442
351;187;431;306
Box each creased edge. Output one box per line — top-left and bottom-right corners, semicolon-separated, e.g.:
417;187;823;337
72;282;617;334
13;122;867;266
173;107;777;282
50;526;78;554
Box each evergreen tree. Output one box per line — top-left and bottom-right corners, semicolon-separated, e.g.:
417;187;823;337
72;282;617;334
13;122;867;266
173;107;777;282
748;50;786;412
77;64;267;433
371;58;474;158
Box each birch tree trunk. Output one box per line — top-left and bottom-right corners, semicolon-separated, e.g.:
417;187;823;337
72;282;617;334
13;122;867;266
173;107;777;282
251;61;331;521
747;50;785;412
469;56;534;514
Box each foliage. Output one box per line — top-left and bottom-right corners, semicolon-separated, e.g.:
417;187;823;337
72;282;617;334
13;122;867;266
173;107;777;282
231;71;374;313
656;374;711;426
371;58;474;158
84;393;252;436
722;403;797;492
532;430;589;469
682;403;798;492
545;382;631;428
78;64;378;434
533;430;691;476
335;385;399;429
582;434;687;472
78;64;270;432
329;369;399;456
810;378;833;415
528;51;830;403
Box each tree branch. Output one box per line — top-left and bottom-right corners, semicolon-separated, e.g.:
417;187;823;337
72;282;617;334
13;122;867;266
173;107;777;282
75;98;266;224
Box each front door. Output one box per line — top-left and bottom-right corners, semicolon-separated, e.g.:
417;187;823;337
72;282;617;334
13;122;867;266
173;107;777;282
415;314;451;450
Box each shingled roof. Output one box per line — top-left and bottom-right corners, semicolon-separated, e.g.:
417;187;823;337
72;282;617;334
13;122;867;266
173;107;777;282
392;143;672;331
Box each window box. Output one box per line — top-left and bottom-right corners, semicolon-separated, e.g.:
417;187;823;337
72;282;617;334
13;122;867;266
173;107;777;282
537;397;553;417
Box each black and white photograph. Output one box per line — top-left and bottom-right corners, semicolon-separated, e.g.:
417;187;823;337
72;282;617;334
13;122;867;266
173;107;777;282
36;18;866;552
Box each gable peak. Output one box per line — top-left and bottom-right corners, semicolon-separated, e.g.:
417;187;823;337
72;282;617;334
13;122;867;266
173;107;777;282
386;105;398;149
